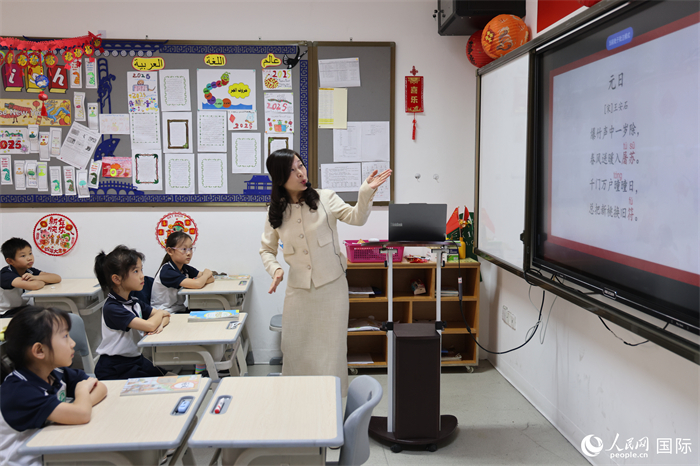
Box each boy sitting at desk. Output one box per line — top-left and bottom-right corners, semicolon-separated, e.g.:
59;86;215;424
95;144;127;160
0;238;62;316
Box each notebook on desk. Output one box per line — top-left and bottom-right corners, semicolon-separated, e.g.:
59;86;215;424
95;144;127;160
388;204;447;242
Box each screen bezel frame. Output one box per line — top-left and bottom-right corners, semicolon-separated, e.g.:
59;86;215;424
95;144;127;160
529;0;700;334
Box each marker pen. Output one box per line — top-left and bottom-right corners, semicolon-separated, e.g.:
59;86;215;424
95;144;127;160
214;398;226;414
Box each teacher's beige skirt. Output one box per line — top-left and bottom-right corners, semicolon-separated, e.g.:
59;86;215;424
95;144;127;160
282;274;349;396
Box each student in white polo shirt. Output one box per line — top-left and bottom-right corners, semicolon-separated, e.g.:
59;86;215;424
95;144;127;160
93;245;170;381
151;231;214;314
0;306;107;466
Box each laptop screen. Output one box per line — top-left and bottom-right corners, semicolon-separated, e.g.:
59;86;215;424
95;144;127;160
388;204;447;242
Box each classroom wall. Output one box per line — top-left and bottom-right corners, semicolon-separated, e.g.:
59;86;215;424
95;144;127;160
0;0;482;363
478;3;699;465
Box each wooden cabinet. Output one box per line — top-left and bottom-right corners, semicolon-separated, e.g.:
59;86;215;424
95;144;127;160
346;260;479;369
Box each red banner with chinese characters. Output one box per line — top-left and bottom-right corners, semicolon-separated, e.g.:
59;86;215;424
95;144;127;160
405;76;424;113
33;214;78;256
155;212;199;249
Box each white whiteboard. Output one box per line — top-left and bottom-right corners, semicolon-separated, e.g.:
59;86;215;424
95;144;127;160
476;54;529;272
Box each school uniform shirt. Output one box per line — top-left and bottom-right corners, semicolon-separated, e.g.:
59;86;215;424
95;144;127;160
0;367;88;466
151;260;199;313
0;265;41;314
95;292;153;358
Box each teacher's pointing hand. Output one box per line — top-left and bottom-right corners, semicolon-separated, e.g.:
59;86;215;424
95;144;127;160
366;169;392;190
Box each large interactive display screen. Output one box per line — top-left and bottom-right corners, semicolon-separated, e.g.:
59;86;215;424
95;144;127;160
532;1;699;332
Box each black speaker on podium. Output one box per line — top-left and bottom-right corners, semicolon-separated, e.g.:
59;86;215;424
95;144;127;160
369;322;457;452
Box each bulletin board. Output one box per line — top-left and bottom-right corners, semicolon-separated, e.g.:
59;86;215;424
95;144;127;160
0;38;310;206
310;42;395;204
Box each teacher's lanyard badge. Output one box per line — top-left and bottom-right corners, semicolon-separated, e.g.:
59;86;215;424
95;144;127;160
405;67;424;141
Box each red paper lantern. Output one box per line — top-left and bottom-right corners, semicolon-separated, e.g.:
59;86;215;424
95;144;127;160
578;0;602;7
466;30;495;68
482;15;530;59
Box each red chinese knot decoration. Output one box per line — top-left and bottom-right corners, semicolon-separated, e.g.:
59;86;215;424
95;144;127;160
466;30;495;68
155;212;199;249
482;15;530;59
33;214;78;256
405;67;424;141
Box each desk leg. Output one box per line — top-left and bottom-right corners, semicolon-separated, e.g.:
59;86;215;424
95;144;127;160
222;447;325;466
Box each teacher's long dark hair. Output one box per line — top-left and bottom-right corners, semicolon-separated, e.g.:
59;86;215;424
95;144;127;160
267;149;319;229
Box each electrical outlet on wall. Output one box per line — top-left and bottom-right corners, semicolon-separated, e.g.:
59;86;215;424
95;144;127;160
502;305;516;330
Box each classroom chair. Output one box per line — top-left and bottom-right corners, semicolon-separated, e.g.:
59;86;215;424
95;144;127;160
331;375;383;466
68;313;96;375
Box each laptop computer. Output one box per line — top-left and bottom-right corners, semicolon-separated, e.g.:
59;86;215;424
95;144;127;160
388;204;447;242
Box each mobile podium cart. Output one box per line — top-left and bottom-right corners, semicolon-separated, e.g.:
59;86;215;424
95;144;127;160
364;241;458;453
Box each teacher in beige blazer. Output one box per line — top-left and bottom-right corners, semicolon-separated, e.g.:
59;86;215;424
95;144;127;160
260;149;391;396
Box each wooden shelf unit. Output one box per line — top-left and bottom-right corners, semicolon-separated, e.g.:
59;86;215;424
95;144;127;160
346;260;480;368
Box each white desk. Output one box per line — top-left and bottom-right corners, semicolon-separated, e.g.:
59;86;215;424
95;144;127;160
139;313;248;380
178;276;251;310
19;378;212;466
179;276;252;370
188;376;343;466
23;279;104;316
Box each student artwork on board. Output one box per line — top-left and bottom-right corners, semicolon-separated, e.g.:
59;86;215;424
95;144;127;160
159;69;191;112
231;132;261;174
263;134;293;172
197;152;228;194
197;69;256;111
165;153;195;194
133;150;163;191
127;71;159;113
197;111;227;152
162;112;193;153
